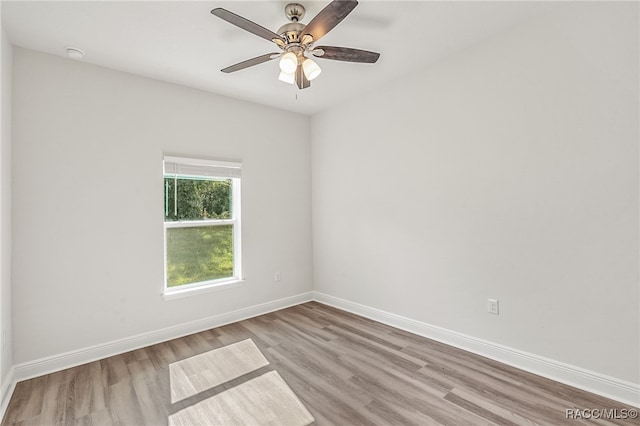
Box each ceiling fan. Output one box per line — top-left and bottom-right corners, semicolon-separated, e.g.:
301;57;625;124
211;1;380;89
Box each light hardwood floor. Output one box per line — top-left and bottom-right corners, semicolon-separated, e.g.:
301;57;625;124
2;302;638;425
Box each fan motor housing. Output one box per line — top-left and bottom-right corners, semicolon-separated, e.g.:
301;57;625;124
277;22;305;43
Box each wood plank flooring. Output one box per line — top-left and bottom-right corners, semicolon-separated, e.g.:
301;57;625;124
2;302;638;425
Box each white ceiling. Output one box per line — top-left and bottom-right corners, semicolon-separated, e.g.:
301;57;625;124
1;0;559;115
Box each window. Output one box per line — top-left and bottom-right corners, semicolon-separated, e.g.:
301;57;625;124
163;156;242;295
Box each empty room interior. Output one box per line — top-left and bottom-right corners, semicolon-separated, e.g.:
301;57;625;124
0;0;639;425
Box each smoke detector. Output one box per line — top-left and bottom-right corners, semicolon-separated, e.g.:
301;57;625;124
65;47;85;60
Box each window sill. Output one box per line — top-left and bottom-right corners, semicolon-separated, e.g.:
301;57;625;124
162;279;245;301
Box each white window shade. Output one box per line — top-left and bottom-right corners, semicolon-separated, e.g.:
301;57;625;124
164;156;241;179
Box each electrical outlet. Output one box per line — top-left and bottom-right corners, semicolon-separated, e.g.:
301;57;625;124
275;272;281;282
487;299;499;315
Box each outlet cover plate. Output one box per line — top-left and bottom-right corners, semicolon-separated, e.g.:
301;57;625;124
488;298;499;315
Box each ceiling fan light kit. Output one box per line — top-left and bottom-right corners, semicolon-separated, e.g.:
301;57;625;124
302;58;321;80
211;0;380;90
278;70;296;84
279;51;298;74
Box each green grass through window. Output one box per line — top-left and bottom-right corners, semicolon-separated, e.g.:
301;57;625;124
166;225;233;287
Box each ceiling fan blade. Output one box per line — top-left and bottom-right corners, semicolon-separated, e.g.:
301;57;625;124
295;63;311;89
300;0;358;44
221;53;280;73
313;46;380;63
211;8;284;44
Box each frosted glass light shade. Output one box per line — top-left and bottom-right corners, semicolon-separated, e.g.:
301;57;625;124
278;71;295;85
302;58;321;80
279;52;298;73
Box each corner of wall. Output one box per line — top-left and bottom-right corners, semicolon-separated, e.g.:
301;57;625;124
0;24;15;418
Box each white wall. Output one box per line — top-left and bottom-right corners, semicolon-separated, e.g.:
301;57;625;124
312;3;639;384
0;27;13;388
11;48;312;364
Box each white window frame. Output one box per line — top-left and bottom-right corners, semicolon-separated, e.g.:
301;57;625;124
163;155;243;299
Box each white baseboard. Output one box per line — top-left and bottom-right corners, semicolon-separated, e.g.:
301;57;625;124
0;367;15;421
11;292;313;384
312;291;640;408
